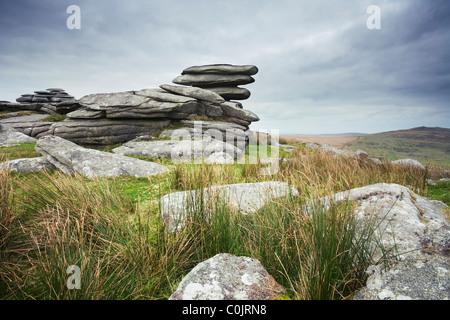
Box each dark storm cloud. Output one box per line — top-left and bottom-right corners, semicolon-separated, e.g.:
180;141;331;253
0;0;448;134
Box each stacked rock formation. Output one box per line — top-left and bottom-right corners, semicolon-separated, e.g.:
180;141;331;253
15;88;75;104
172;64;258;101
0;88;78;115
1;64;260;151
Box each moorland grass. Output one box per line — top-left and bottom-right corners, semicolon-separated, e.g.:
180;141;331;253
0;142;436;300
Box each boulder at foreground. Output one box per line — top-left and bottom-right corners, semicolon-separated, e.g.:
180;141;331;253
160;181;299;231
0;157;55;173
35;135;169;178
169;253;285;300
313;183;450;300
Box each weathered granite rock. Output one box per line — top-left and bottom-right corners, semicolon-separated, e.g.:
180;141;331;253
8;122;53;138
0;157;56;173
66;109;105;119
160;84;225;104
173;74;255;87
160;181;299;230
203;86;251;101
35;135;169;178
112;139;243;161
219;102;260;122
182;64;259;76
77;90;199;119
392;159;426;170
134;88;197;103
169;253;285;300
309;183;450;300
46;119;170;146
0;124;37;147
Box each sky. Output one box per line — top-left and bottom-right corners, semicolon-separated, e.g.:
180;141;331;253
0;0;449;134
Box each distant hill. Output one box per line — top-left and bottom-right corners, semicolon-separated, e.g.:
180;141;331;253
346;127;450;167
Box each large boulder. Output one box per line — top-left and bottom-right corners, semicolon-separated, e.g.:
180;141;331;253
0;157;55;173
169;253;285;300
312;183;450;300
35;135;169;178
0;124;37;147
160;181;299;231
173;74;255;87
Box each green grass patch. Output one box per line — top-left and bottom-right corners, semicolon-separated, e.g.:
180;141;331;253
0;143;40;161
426;181;450;205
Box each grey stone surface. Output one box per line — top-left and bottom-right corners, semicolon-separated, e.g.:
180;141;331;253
203;86;251;101
182;64;259;76
219;101;260;122
46;119;170;146
35;135;169;178
392;159;426;170
66;108;105;119
160;181;299;231
134;88;197;103
173;74;255;87
0;157;56;173
160;84;225;104
7;122;53;138
310;183;450;300
112;138;243;161
169;253;285;300
0;124;37;147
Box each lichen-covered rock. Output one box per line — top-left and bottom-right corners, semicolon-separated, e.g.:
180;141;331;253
35;135;169;178
313;183;450;300
169;253;285;300
0;157;56;173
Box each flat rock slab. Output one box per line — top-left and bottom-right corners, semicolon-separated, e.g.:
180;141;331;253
0;124;37;147
182;64;259;76
173;74;255;87
134;88;197;103
169;253;285;300
35;135;169;178
112;139;243;161
0;157;56;173
160;181;299;231
203;86;251;101
160;84;225;104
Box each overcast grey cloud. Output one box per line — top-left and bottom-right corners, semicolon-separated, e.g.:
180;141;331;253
0;0;449;134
